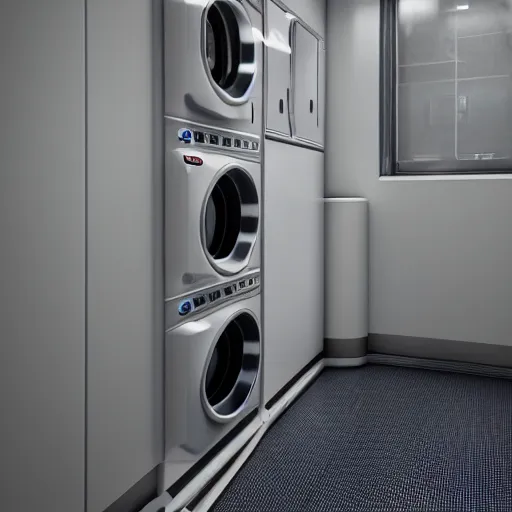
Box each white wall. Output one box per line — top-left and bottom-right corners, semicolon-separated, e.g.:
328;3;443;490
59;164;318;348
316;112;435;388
326;0;512;346
0;1;86;511
87;0;163;510
0;2;162;510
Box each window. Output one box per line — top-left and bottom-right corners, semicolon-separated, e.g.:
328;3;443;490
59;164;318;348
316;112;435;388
381;0;512;175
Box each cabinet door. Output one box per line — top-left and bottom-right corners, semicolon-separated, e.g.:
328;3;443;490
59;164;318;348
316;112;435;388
292;22;319;143
266;0;292;136
263;141;324;403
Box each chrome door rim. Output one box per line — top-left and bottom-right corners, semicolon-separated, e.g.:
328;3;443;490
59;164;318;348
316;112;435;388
201;164;259;276
201;0;258;105
201;308;261;423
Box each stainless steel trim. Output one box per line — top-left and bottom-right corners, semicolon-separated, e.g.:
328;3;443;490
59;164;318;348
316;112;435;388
264;132;324;152
260;0;267;417
200;308;261;423
265;127;290;139
269;0;323;40
289;18;298;138
293;134;323;148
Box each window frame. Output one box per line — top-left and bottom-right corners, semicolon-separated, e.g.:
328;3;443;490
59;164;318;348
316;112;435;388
380;0;512;176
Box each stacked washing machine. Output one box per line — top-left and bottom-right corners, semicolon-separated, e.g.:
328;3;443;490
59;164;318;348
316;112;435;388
161;0;263;491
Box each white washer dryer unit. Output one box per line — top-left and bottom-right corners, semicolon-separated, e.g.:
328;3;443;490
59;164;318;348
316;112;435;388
165;117;261;302
164;292;261;488
163;0;263;134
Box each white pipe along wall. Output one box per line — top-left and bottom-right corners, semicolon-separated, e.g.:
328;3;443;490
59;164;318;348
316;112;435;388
326;0;512;367
324;198;368;367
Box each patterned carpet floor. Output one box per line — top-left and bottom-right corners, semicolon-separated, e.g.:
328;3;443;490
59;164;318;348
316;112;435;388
211;365;512;512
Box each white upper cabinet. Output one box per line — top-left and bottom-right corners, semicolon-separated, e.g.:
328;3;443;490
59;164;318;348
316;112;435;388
265;0;326;147
291;22;321;144
266;0;292;136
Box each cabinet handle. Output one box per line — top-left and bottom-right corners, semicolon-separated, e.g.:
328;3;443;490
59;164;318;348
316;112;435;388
279;99;284;114
310;100;314;113
251;102;254;123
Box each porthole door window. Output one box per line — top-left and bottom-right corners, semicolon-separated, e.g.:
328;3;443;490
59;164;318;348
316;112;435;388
203;312;260;422
204;0;257;104
203;167;259;275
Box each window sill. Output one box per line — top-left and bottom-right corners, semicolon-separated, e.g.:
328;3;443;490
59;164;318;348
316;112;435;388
380;174;512;182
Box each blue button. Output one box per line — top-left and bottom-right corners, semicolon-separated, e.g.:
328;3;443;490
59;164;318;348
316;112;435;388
178;300;192;316
178;128;193;143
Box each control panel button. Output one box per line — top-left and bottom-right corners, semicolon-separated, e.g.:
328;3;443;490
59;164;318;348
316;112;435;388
248;278;254;286
224;286;233;296
251;142;259;151
209;134;219;145
194;131;205;143
234;139;241;148
222;137;232;147
178;128;193;143
178;300;192;316
193;296;206;308
254;276;260;285
209;290;221;302
238;280;246;289
242;140;250;149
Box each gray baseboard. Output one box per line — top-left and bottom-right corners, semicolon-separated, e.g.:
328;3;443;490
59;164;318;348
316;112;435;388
324;356;368;368
368;354;512;380
369;333;512;370
103;466;158;512
324;337;367;359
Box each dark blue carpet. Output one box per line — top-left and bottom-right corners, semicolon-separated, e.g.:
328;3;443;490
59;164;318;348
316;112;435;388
211;365;512;512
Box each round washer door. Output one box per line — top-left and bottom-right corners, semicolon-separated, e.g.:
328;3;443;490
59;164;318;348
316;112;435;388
202;311;261;422
203;0;257;105
202;166;259;275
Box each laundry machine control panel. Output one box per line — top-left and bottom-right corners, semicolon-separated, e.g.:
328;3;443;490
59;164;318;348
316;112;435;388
169;271;261;330
176;123;260;155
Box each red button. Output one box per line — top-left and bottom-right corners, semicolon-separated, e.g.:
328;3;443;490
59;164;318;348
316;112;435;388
183;155;203;166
